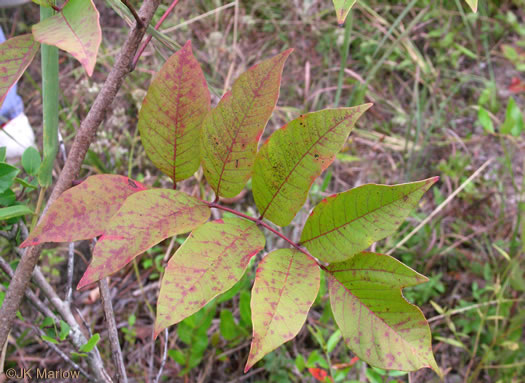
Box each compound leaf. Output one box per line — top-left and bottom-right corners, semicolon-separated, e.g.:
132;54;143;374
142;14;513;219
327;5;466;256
21;175;147;247
332;0;357;25
245;249;320;371
32;0;101;76
138;41;210;182
201;49;292;198
77;189;210;288
253;105;371;227
327;252;440;375
155;218;265;336
300;178;437;263
0;34;39;109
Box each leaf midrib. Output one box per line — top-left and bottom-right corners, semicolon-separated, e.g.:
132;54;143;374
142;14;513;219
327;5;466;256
214;59;282;195
255;253;295;350
301;182;428;245
60;10;90;62
174;224;258;311
259;112;355;221
330;273;430;367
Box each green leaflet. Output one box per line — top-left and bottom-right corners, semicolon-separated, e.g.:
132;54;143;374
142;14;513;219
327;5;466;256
155;218;265;336
32;0;101;76
0;34;39;109
253;105;371;227
0;205;34;221
332;0;357;24
21;175;147;247
245;249;320;371
201;49;292;198
327;252;441;376
77;189;210;288
138;41;211;182
0;163;19;193
300;178;437;263
22;147;42;177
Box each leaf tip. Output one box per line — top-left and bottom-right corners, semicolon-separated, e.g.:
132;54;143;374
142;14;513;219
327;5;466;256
243;361;253;373
77;273;95;290
153;323;163;340
283;47;294;56
428;176;440;185
182;39;192;51
429;359;443;379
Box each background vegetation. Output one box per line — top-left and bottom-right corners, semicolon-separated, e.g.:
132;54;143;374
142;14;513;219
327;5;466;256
0;0;524;382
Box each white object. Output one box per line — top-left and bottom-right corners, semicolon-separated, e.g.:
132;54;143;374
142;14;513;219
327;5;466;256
0;113;36;160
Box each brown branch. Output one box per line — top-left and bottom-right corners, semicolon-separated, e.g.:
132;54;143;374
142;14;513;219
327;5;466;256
153;329;169;383
31;266;112;382
0;256;97;381
0;0;162;355
99;278;128;383
121;0;144;28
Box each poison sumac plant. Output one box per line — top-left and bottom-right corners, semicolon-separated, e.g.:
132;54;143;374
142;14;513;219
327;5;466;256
22;41;441;376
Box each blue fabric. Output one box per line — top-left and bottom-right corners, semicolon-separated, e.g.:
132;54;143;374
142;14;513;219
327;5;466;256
0;27;25;123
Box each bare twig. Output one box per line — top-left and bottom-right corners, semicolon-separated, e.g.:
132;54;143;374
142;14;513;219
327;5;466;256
161;2;235;33
153;329;169;383
58;129;67;163
227;367;265;382
32;266;112;382
99;278;128;383
65;242;75;304
0;0;162;354
0;256;93;380
121;0;144;28
30;324;93;380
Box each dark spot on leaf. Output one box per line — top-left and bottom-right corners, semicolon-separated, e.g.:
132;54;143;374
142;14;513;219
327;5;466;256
128;179;138;188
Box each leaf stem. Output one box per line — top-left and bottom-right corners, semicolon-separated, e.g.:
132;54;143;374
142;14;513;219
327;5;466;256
206;202;327;270
132;0;180;69
30;187;47;231
121;0;144;28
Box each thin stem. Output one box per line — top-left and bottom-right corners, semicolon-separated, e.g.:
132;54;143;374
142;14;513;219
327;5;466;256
153;329;169;383
206;202;327;270
30;187;47;230
132;258;155;316
65;242;75;304
38;2;59;187
132;0;180;69
99;278;128;383
334;11;352;107
121;0;144;28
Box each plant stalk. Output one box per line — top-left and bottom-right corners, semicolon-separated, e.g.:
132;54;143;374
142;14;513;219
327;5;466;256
38;2;59;187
